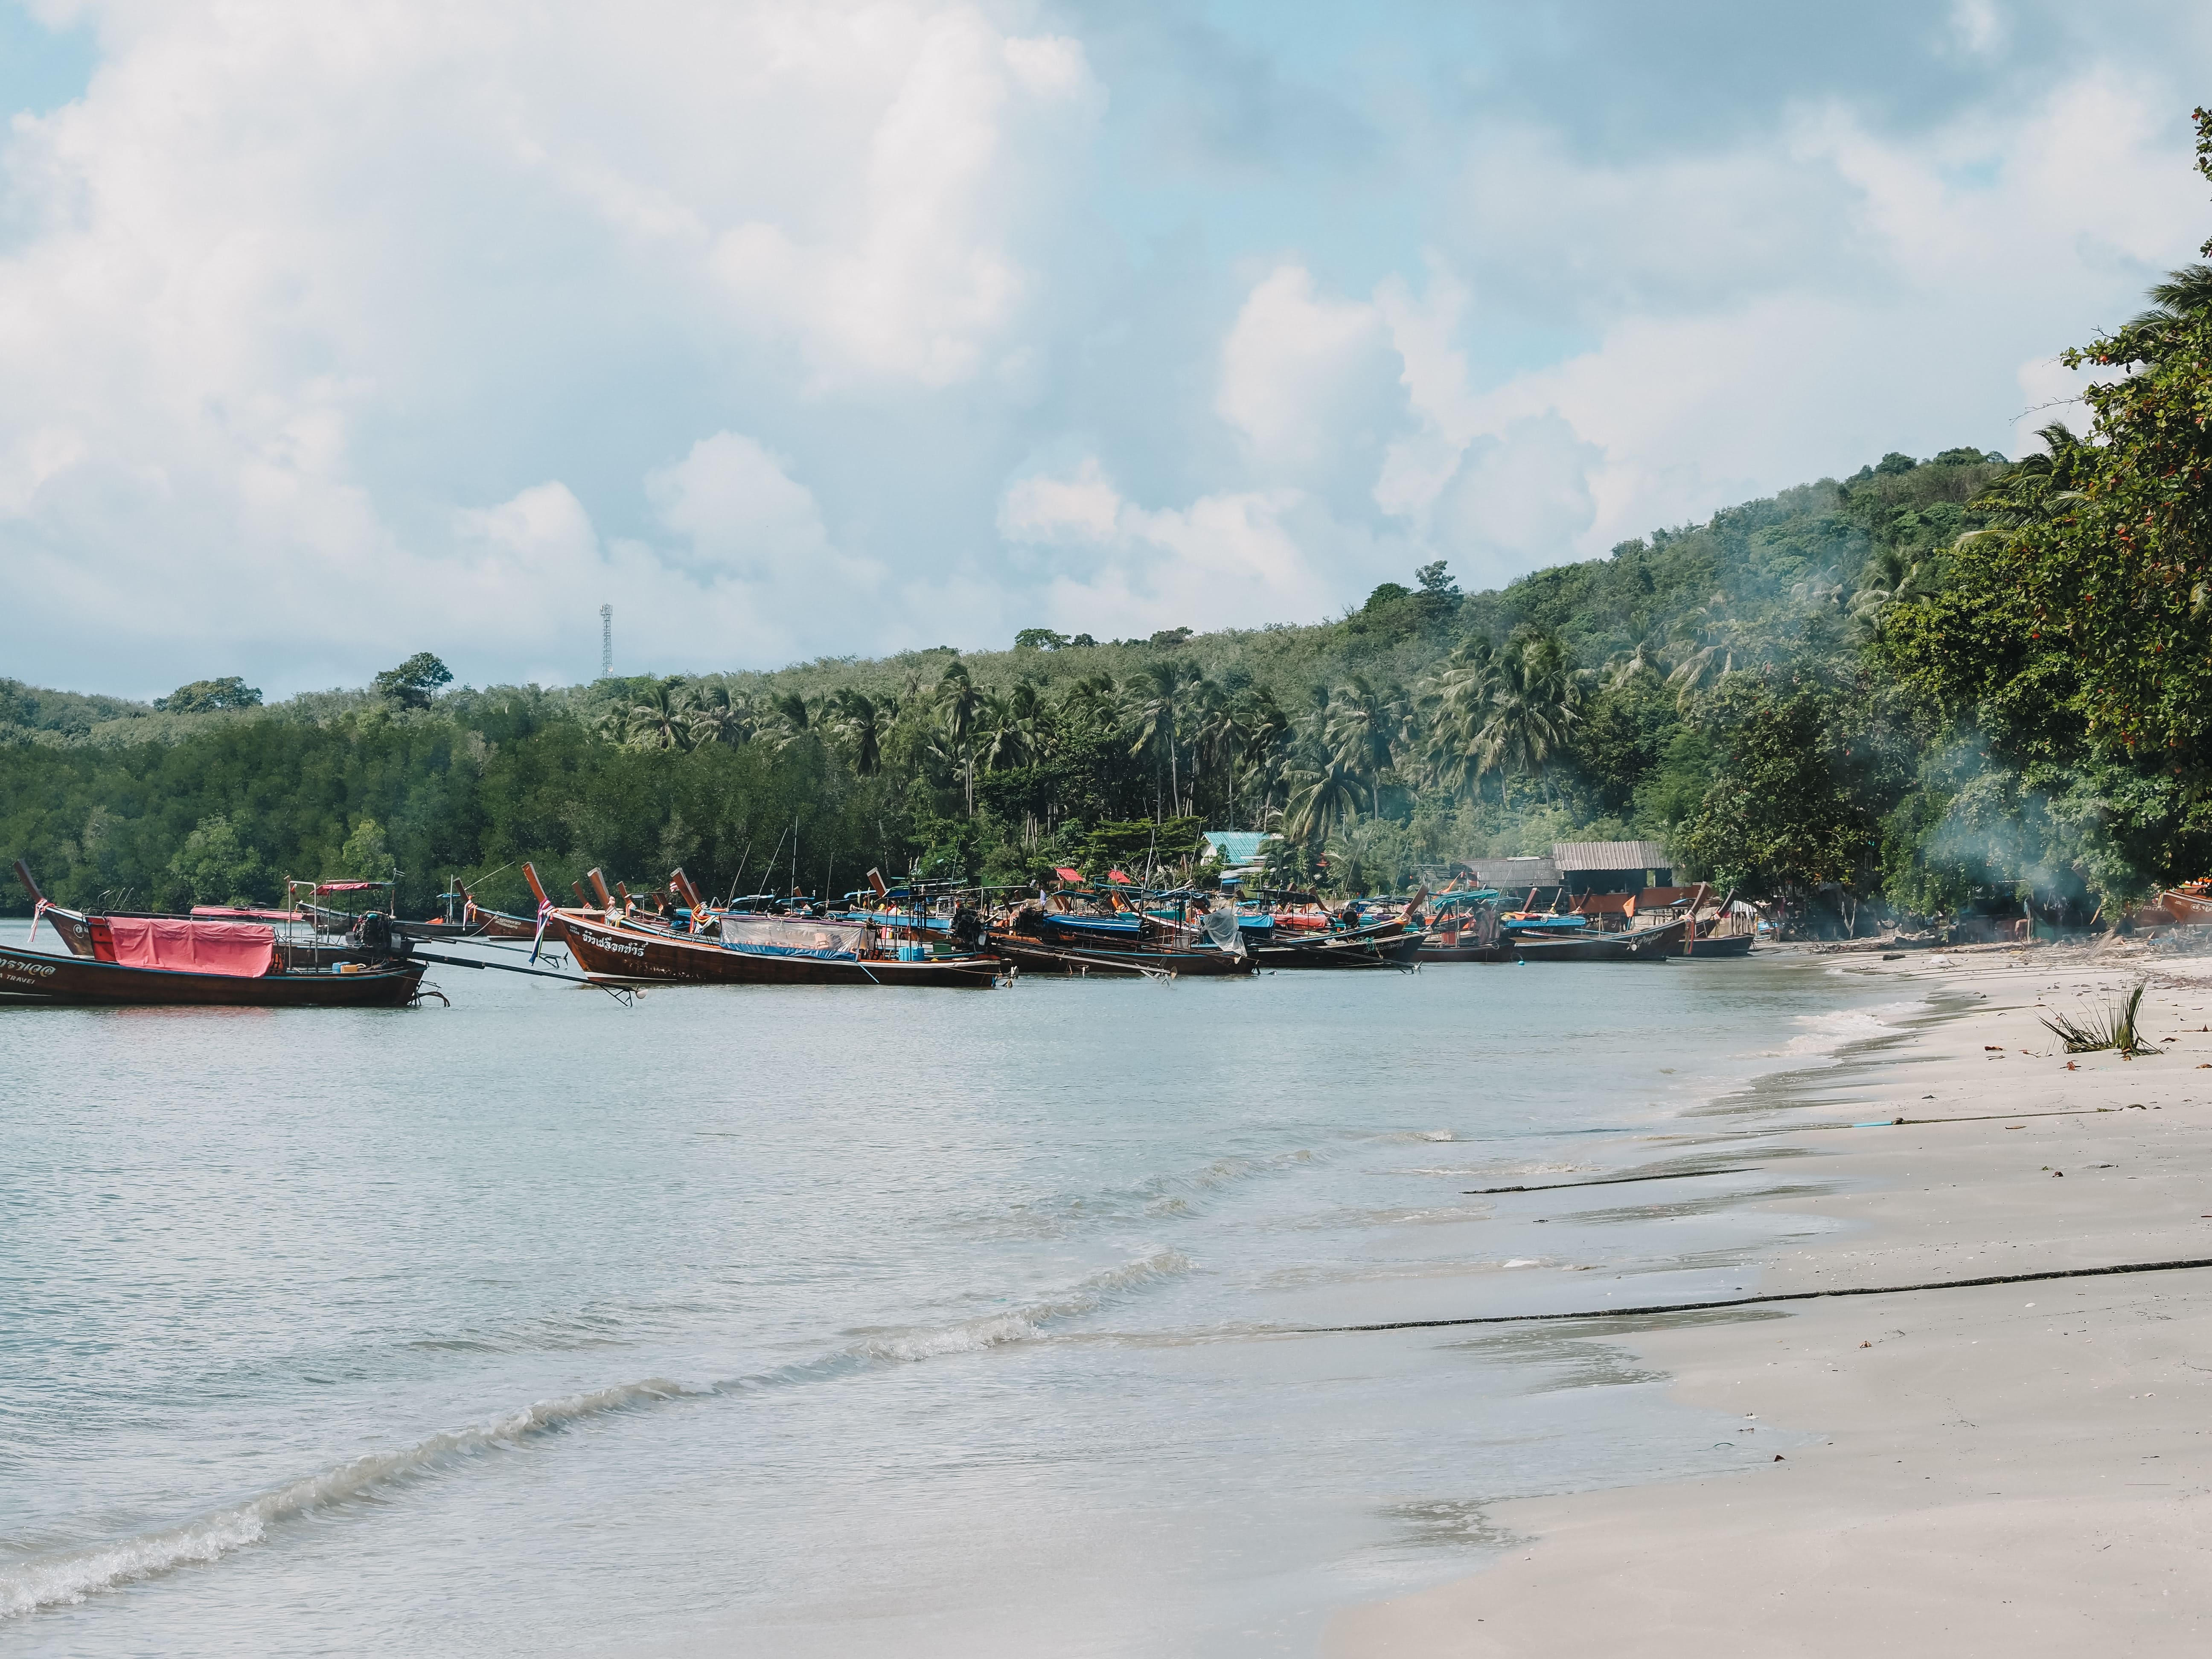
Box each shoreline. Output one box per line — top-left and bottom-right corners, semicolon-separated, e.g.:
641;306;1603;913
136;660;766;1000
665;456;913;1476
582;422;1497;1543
1327;945;2212;1655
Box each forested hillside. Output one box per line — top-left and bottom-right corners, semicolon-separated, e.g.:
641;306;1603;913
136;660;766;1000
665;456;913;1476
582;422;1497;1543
0;445;2018;924
9;111;2212;932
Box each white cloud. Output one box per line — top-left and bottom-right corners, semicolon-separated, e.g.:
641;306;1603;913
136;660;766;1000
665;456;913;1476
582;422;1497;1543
1216;264;1393;474
0;0;1100;693
1000;458;1391;638
1;3;2207;697
997;457;1123;544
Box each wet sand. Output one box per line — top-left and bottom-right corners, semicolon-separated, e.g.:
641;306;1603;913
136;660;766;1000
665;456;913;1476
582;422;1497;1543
1327;944;2212;1656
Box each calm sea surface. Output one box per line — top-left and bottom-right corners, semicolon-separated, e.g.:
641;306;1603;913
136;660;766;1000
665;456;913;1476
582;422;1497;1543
0;923;1919;1656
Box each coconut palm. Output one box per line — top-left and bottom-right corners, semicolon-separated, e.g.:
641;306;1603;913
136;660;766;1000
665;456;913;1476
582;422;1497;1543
685;681;753;748
1322;675;1400;815
1475;631;1583;780
936;661;984;812
1419;640;1498;796
1124;661;1192;816
1230;686;1292;824
623;678;695;751
1665;597;1738;712
975;687;1037;774
828;688;885;775
1281;756;1364;846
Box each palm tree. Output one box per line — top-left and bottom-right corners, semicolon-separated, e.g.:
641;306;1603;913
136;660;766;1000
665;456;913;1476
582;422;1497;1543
1665;597;1738;711
975;687;1036;774
829;688;885;775
1475;631;1582;780
1419;640;1497;797
623;678;695;751
1322;675;1399;815
936;661;984;812
1230;686;1291;826
1848;546;1930;627
1124;661;1190;817
684;681;753;748
1281;756;1363;845
1601;634;1664;692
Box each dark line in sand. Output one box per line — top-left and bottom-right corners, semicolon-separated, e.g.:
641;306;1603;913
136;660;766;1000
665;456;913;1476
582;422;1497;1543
1309;1256;2212;1333
1465;1167;1755;1195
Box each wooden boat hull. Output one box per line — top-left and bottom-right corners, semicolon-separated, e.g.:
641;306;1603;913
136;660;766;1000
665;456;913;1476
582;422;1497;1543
989;935;1256;977
1514;931;1672;963
2159;888;2212;925
0;941;426;1007
1415;940;1515;963
563;914;1003;987
1253;926;1422;969
1679;930;1756;958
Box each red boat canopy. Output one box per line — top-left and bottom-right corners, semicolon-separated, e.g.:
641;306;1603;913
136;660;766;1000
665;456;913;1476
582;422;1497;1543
1053;867;1082;884
90;917;275;978
192;905;294;922
1106;869;1132;885
314;881;387;894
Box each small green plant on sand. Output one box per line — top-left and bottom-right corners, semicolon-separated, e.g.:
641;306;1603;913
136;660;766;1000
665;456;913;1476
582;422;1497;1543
2040;981;2156;1057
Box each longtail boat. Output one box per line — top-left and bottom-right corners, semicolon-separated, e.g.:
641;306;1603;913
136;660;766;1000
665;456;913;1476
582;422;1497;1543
15;863;379;971
3;871;426;1007
562;908;1003;987
1513;926;1673;963
1415;889;1513;963
989;886;1256;978
528;864;1001;987
2159;882;2212;925
1251;918;1422;970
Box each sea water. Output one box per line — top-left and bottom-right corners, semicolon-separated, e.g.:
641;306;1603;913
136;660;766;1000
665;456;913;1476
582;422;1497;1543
0;923;1922;1656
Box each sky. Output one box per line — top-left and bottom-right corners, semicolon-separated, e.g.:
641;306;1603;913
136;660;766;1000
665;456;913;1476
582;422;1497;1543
1;0;2207;700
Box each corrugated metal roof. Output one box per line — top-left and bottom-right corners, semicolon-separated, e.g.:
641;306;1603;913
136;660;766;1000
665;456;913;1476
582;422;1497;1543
1551;840;1671;873
1467;856;1560;888
1204;830;1270;865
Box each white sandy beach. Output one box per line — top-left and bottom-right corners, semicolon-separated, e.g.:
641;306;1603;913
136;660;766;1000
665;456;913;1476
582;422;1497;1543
1328;945;2212;1656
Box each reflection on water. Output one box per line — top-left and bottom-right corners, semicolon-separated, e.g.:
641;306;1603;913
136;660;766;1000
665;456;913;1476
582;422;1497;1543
0;927;1916;1657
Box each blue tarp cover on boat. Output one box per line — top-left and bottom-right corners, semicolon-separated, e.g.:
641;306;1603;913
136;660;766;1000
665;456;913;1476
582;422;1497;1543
1042;912;1144;936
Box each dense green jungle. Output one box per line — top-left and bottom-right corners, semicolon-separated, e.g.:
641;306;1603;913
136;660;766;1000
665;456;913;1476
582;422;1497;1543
9;116;2212;933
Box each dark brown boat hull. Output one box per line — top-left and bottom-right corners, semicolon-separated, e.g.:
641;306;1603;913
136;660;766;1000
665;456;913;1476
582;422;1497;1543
0;941;426;1007
1679;929;1756;958
1415;940;1515;963
1253;926;1422;969
1513;931;1672;963
989;935;1256;977
564;914;1003;987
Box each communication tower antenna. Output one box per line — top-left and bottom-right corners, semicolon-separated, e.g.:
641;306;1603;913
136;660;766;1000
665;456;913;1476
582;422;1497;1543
600;604;612;678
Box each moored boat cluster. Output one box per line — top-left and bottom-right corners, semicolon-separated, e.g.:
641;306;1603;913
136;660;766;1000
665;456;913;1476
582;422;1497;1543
2;856;1764;1007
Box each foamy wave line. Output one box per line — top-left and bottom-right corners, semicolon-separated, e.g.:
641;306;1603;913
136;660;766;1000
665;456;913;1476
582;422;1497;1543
0;1378;690;1620
1769;998;1928;1059
847;1249;1193;1362
3;1251;1200;1618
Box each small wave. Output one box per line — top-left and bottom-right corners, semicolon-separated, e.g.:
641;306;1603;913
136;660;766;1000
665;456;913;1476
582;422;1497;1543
1769;999;1925;1059
0;1379;689;1620
846;1249;1193;1362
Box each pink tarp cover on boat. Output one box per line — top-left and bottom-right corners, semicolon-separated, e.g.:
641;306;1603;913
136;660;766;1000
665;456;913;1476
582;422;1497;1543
97;917;275;977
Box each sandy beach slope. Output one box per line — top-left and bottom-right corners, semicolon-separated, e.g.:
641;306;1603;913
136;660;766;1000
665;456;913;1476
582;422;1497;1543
1327;947;2212;1657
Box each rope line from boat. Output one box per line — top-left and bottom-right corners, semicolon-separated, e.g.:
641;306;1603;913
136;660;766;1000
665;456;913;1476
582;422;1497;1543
406;949;634;1006
1304;1255;2212;1334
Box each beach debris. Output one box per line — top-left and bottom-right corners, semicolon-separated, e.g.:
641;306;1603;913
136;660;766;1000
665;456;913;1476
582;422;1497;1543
1984;1044;2004;1051
1860;1339;1871;1348
1773;1454;1785;1461
2040;981;2156;1057
2053;1170;2065;1178
2066;1061;2080;1070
